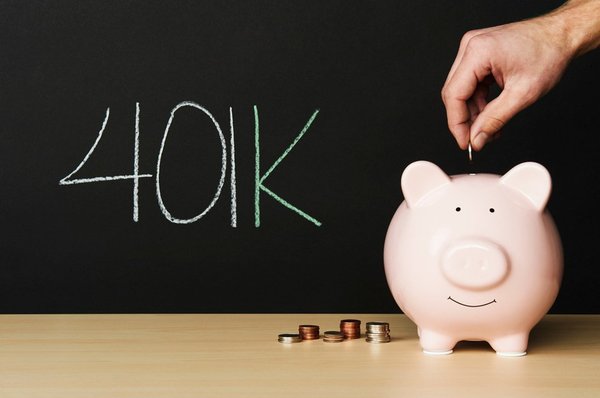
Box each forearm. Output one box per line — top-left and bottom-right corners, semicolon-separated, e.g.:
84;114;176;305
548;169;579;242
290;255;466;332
542;0;600;57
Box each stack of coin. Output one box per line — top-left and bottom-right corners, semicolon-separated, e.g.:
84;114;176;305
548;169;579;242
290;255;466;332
365;321;391;343
278;333;302;343
299;324;320;340
340;319;361;339
323;330;344;343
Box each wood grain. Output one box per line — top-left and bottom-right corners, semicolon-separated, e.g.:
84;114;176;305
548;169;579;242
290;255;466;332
0;314;598;397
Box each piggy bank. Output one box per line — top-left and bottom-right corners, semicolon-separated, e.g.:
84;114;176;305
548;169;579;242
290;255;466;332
384;161;563;356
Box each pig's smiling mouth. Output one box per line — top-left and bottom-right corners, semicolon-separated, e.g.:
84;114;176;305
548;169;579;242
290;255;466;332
448;296;497;308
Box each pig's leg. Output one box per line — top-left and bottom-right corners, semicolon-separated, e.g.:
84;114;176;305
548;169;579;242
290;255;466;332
489;333;529;357
419;329;456;355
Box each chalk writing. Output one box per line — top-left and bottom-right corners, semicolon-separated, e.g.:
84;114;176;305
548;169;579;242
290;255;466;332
156;101;227;224
59;105;153;222
60;103;321;227
229;107;237;228
254;106;322;227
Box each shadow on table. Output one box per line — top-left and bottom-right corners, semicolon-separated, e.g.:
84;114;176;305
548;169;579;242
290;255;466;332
447;316;597;354
528;315;598;353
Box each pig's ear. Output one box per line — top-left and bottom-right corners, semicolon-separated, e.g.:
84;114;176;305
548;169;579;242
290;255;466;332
401;161;451;208
500;162;552;211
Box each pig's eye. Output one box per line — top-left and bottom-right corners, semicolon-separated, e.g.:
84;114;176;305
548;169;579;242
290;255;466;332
489;208;495;213
455;207;461;212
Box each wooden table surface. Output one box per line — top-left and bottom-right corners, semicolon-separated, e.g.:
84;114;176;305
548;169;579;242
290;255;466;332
0;314;598;397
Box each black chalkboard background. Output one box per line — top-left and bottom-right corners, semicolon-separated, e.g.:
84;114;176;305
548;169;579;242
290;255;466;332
1;0;598;313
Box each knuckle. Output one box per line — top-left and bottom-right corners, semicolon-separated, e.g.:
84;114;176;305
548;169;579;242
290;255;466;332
441;83;458;104
460;30;479;46
464;35;487;53
441;86;449;102
483;116;506;132
460;29;487;49
462;33;497;61
442;84;460;101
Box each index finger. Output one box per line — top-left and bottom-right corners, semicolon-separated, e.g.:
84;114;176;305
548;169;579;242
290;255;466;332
442;81;474;150
442;48;492;149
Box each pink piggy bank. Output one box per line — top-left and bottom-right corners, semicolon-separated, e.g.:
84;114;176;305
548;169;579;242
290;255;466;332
384;161;563;356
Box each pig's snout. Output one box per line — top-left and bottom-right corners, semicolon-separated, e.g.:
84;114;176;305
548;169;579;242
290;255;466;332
441;239;509;290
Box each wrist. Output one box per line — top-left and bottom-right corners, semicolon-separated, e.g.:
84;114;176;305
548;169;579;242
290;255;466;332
544;0;600;57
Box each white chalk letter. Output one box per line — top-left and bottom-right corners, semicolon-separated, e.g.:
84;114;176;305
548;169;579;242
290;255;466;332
156;101;227;224
59;104;153;222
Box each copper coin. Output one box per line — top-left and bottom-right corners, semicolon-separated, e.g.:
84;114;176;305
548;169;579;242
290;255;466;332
340;319;361;339
299;325;320;340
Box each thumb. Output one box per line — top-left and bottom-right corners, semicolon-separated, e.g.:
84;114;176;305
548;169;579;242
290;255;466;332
470;86;533;150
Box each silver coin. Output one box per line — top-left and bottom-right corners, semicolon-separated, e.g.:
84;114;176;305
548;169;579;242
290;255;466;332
323;330;344;342
367;327;390;332
366;333;391;338
366;337;391;343
468;141;473;163
278;333;302;343
366;322;390;333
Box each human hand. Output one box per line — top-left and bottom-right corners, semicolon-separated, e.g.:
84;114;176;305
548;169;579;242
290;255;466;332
441;0;600;151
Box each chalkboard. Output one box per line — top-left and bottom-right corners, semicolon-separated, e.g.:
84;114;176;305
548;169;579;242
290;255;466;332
1;0;599;313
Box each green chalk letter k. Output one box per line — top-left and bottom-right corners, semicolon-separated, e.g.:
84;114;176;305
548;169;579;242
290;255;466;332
254;106;322;227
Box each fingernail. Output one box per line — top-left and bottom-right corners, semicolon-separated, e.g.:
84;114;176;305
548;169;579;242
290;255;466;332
472;132;489;150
